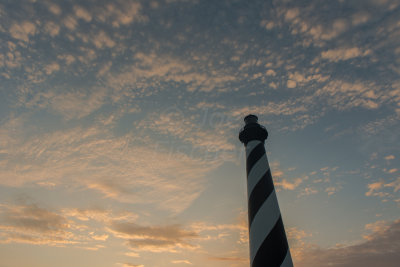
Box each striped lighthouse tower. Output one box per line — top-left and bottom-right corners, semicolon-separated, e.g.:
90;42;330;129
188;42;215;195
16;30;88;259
239;114;293;267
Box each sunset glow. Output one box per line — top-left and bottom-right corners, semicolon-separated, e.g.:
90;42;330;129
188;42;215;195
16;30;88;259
0;1;399;266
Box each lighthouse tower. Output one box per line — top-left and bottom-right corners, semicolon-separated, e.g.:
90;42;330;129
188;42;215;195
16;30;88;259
239;114;293;267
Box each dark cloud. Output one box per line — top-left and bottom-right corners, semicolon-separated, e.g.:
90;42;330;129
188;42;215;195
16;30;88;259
2;204;69;233
109;221;197;251
0;203;74;245
122;264;144;267
0;0;399;265
128;238;177;248
208;256;248;262
295;219;400;267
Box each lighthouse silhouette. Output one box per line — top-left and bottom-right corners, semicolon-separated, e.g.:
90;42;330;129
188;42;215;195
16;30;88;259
239;114;293;267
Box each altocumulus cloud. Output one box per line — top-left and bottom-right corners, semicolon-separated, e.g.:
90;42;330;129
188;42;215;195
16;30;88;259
0;117;219;214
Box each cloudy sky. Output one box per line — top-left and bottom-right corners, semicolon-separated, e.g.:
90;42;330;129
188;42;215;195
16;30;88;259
0;0;399;266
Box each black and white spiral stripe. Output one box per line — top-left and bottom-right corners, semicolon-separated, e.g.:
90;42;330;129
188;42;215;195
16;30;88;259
246;140;293;267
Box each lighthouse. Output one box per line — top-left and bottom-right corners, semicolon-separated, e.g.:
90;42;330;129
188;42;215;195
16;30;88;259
239;114;293;267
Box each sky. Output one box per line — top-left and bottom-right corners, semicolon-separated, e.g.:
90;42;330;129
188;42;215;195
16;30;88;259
0;0;399;266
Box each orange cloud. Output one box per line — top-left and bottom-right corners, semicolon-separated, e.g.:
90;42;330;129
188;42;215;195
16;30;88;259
44;21;60;37
276;178;303;190
321;47;371;62
47;3;62;15
74;6;92;22
63;16;78;30
0;203;76;246
365;181;384;196
106;52;237;95
325;186;340;196
384;178;400;192
294;219;400;267
9;21;36;42
363;220;390;240
208;256;248;262
385;155;395;160
171;260;193;265
299;187;318;196
120;264;144;267
315;80;382;110
0;115;219;213
109;221;198;252
286;227;313;261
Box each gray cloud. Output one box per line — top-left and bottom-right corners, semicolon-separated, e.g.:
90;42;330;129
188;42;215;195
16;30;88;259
109;221;198;252
295;219;400;267
121;264;144;267
2;203;68;233
0;203;75;246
